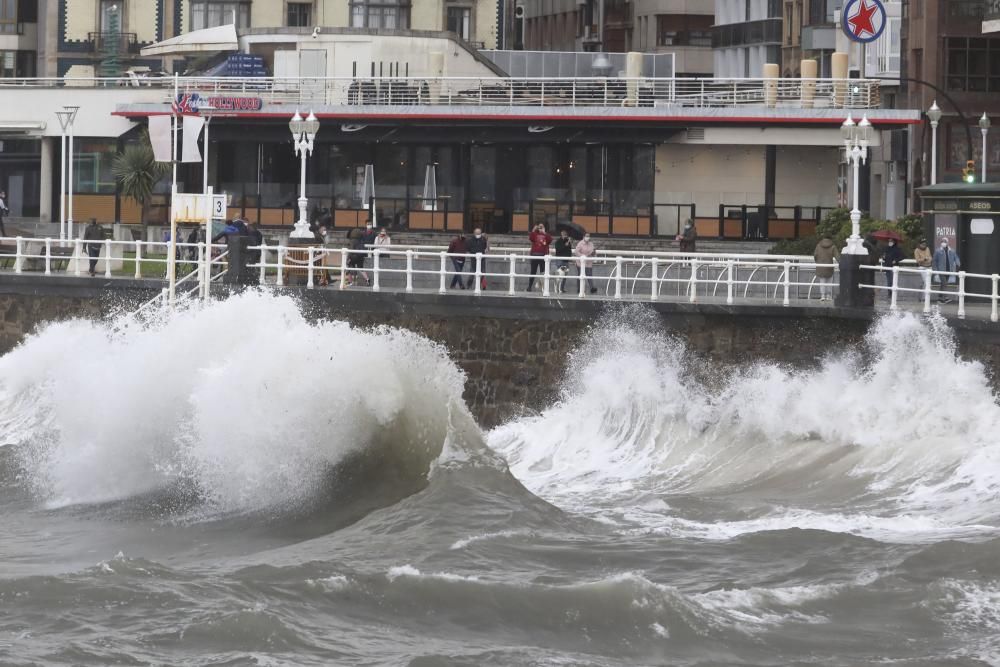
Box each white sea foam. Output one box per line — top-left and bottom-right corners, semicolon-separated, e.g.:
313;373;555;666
490;311;1000;541
0;292;468;512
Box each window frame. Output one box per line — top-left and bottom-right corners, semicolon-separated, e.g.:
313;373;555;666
189;0;252;31
286;1;313;28
446;5;472;41
348;0;411;29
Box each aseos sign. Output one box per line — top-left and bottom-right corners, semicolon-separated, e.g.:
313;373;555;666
841;0;887;43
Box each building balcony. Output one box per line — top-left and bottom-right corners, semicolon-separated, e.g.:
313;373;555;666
88;32;139;55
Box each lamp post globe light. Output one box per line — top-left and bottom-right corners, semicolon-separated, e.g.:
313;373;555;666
927;101;942;185
841;114;871;255
289;110;319;239
980;113;991;183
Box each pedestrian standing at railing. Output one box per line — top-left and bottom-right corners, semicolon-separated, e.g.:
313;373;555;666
932;239;961;304
526;223;553;292
881;239;904;289
374;228;391;250
447;231;467;289
812;234;839;302
574;233;598;294
356;222;377;286
465;227;488;290
678;219;697;253
0;190;8;237
83;218;103;277
914;239;932;269
554;229;573;293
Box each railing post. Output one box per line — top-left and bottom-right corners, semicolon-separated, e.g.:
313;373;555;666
474;252;483;295
992;275;999;323
259;242;269;285
923;269;932;314
540;80;545;106
405;249;414;292
508;253;516;295
74;238;83;277
603;79;608;106
439;251;447;294
614;256;623;299
650;257;659;300
781;261;790;305
196;243;204;291
339;248;348;289
276;246;284;286
889;266;899;310
104;238;112;278
958;271;966;319
727;259;735;305
572;79;576;106
306;247;315;289
689;258;699;303
134;240;144;279
579;256;587;297
372;249;381;292
542;254;551;296
44;237;52;275
14;237;22;273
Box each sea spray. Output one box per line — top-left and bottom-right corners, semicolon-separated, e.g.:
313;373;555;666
0;292;469;512
490;309;1000;540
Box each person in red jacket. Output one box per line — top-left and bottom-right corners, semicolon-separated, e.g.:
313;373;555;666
526;223;553;292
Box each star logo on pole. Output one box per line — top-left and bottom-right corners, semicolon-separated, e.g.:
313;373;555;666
848;0;878;38
842;0;886;43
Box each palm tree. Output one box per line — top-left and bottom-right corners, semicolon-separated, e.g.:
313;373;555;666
112;131;169;224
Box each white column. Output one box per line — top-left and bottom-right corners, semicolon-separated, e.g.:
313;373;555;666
68;120;75;238
983;128;989;183
39;137;54;224
59;132;66;241
930;121;938;185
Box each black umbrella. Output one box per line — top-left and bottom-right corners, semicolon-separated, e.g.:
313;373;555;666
556;220;586;240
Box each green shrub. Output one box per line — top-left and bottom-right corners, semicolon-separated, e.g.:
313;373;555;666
770;235;819;256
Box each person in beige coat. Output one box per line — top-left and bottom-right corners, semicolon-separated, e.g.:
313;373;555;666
813;234;840;301
914;240;932;268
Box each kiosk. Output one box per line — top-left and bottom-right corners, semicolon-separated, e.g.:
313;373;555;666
918;184;1000;295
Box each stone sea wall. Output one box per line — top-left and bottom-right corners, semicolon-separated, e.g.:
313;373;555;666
3;280;1000;427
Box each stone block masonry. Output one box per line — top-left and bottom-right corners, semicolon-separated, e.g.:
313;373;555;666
4;278;1000;427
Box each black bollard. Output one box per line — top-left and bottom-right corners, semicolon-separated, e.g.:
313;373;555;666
835;253;874;309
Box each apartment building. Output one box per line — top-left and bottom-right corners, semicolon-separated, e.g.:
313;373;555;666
38;0;497;78
713;0;782;77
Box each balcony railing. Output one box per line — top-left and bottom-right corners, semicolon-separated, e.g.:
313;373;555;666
88;32;139;54
0;75;884;110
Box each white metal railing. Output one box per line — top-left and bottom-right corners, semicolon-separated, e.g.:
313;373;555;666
0;235;227;281
249;243;838;306
862;264;1000;322
0;75;883;110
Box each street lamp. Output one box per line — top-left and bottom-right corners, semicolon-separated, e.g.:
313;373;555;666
927;100;942;185
980;112;991;183
841;114;871;255
55;106;79;244
288;110;319;239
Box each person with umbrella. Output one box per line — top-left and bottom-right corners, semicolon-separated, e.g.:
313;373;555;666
874;230;904;290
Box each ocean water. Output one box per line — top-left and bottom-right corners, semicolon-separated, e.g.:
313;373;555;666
1;292;999;666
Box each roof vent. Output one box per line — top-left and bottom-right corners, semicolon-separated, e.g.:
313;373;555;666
686;127;706;141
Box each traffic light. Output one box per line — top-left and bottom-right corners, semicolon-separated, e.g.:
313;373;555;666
963;160;976;183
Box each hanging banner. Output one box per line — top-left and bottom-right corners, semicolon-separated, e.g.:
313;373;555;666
149;115;172;163
182;115;205;163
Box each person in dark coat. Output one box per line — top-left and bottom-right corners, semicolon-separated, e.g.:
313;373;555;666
465;227;488;290
554;229;573;293
447;232;468;289
881;238;904;288
678;219;697;252
83;218;103;277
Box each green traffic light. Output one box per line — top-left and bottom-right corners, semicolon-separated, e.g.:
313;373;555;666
965;173;976;183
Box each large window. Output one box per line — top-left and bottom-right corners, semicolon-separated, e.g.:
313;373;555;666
190;1;251;31
657;14;713;46
73;140;117;194
350;0;410;29
0;50;34;77
0;0;17;34
287;2;312;27
447;6;471;40
946;37;1000;92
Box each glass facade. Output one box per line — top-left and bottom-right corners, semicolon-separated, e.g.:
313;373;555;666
204;138;655;235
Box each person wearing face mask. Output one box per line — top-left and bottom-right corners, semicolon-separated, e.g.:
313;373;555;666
914;239;932;269
881;237;904;289
932;239;960;303
678;219;696;253
465;227;489;290
526;223;553;292
574;233;598;294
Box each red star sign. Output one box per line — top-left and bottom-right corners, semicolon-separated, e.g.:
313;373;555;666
848;0;878;37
